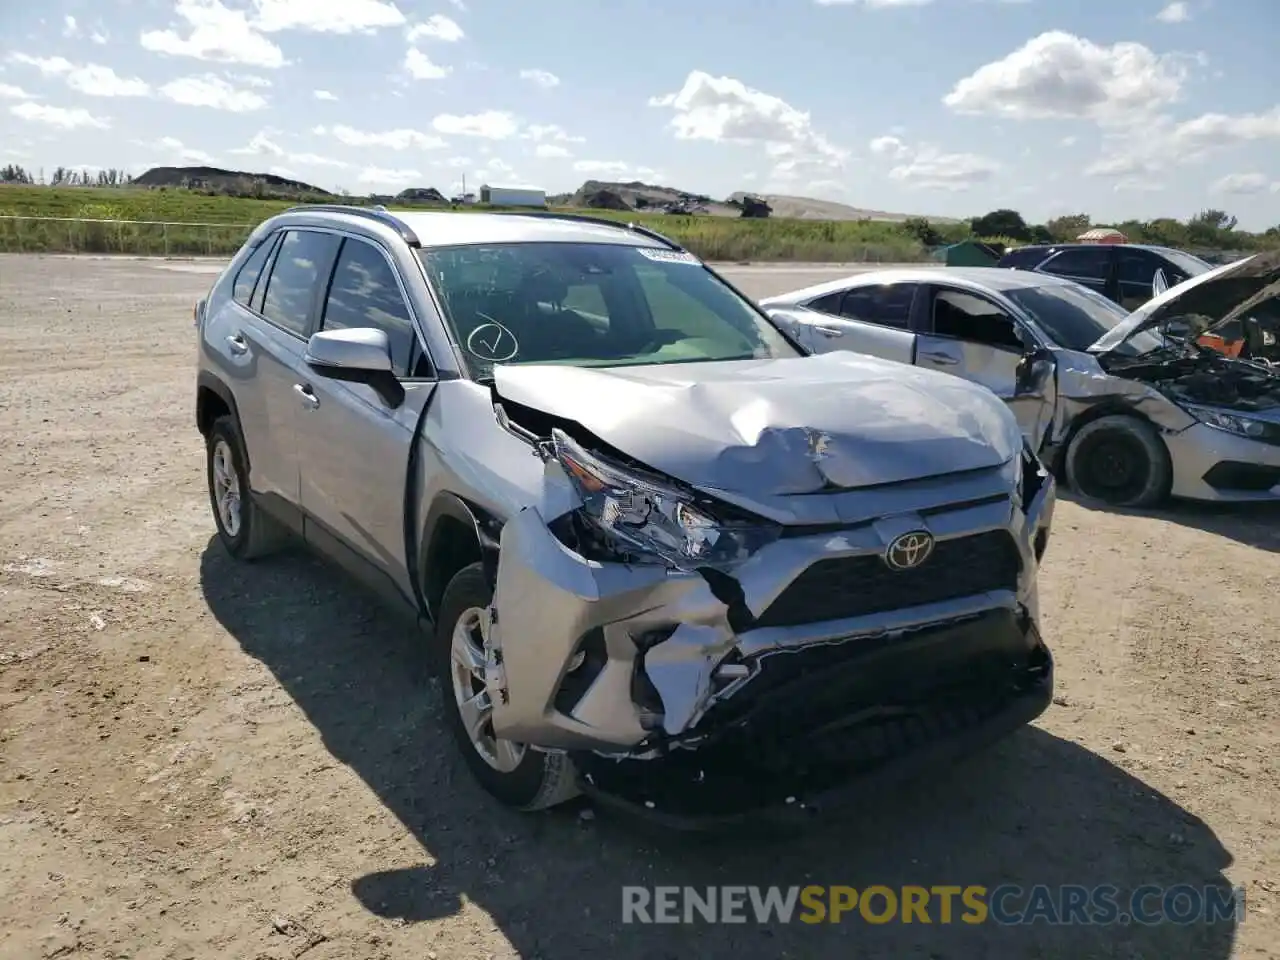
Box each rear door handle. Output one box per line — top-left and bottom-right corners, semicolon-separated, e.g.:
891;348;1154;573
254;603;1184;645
920;351;959;365
226;334;248;355
293;383;320;409
814;325;845;338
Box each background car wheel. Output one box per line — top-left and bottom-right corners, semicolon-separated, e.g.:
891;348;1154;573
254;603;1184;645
431;562;579;811
1064;414;1172;508
206;415;288;560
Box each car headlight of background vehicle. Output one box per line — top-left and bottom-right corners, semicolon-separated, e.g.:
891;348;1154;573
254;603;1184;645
549;429;780;570
1182;404;1280;446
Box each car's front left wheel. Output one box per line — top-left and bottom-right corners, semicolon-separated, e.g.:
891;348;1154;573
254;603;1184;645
431;562;579;811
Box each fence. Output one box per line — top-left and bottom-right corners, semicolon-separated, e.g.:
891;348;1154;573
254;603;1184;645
0;215;256;256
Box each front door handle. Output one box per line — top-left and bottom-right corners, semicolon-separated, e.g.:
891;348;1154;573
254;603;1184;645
919;351;959;365
293;383;320;409
226;334;248;355
814;325;845;338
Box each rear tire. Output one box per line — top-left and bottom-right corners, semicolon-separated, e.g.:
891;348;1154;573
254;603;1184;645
1064;414;1172;508
431;562;579;811
206;415;289;560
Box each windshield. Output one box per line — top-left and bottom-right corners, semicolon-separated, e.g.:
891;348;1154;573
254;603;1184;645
1156;247;1213;278
1004;282;1166;356
418;241;801;380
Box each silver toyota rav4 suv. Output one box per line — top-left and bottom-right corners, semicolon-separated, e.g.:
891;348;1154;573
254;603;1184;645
195;204;1057;827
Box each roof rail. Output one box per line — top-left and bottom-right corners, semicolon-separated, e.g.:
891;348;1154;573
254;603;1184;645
494;210;686;252
282;203;419;246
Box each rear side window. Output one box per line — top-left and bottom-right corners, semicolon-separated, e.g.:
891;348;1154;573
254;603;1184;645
838;283;917;329
999;247;1048;269
1117;248;1160;285
1038;247;1111;280
320;238;420;377
260;230;340;337
232;234;277;308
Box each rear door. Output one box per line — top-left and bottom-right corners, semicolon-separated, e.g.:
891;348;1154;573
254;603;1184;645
293;233;439;604
914;284;1056;449
1035;246;1117;301
794;282;920;364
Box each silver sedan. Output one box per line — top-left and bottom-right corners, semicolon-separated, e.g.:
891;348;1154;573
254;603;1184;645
760;260;1280;507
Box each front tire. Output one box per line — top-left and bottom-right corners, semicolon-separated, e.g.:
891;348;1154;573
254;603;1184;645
206;415;288;560
431;562;579;811
1064;414;1172;508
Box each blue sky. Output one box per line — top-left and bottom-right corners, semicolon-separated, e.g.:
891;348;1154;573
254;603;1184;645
2;0;1278;228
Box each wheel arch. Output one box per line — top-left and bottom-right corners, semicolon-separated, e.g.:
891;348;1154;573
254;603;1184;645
1061;402;1175;505
417;492;504;624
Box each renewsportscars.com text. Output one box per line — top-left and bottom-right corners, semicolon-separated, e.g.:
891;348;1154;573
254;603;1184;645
621;884;1245;926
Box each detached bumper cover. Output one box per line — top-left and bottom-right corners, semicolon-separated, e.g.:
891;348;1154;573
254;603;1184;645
572;606;1053;830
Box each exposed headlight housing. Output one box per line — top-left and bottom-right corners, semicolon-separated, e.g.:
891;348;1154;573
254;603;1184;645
1182;404;1280;446
549;429;779;570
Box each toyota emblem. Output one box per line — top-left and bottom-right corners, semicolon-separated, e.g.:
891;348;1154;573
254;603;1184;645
884;530;935;571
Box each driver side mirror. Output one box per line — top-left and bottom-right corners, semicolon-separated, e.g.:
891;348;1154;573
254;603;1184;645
1152;268;1170;297
305;328;404;405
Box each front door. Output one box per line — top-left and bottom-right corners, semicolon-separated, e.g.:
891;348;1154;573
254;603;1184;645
914;285;1056;450
292;234;438;605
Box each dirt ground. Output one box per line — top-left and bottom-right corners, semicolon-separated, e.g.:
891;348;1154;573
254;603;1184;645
1;254;1278;960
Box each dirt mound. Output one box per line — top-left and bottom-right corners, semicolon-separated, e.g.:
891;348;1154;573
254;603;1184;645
133;165;330;196
395;187;447;204
580;188;632;211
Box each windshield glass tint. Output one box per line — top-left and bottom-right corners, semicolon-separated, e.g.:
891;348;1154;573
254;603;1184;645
1005;282;1165;355
418;242;801;379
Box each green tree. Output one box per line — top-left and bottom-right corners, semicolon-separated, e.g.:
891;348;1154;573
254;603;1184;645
902;216;942;246
971;209;1031;242
1046;213;1090;242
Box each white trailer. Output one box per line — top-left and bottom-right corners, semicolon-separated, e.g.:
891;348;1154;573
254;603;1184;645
480;184;547;207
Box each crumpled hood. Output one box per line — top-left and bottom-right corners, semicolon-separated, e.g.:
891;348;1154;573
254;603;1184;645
492;351;1023;497
1090;250;1280;355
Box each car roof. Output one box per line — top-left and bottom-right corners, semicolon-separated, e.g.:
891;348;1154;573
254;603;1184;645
760;265;1078;305
278;207;666;249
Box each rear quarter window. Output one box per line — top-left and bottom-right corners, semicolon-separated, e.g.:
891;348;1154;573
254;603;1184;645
999;247;1049;269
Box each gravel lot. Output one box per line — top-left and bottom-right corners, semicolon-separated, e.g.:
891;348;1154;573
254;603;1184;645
1;254;1278;960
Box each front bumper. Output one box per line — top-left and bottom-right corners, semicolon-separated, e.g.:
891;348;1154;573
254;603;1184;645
483;456;1055;815
574;607;1052;830
1166;422;1280;502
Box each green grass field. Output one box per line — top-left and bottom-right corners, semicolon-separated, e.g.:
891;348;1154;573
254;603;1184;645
0;185;931;262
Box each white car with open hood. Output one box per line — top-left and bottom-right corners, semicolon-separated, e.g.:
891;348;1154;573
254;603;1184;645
761;255;1280;508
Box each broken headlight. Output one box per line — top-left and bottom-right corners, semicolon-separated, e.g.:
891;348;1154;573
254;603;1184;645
1182;404;1280;446
550;429;779;570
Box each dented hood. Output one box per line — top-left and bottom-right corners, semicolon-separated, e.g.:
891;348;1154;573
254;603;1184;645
1090;250;1280;355
492;351;1023;497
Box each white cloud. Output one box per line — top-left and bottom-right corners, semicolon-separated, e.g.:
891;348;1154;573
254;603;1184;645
358;166;422;186
405;47;450;80
229;72;272;88
535;143;572;159
521;123;585;144
137;135;216;164
313;89;338;101
1084;154;1159;178
943;31;1186;125
406;14;464;42
1156;2;1191;23
288;152;349;168
91;28;109;45
63;15;79;37
869;135;909;158
519;69;560;89
572;160;663;180
10;101;108;129
1210;172;1272;195
1087;105;1280;179
649;70;847;179
433;110;519;139
141;0;286;69
9;54;151;98
814;0;933;6
159;74;267;111
315;123;445;150
890;147;999;190
252;0;407;34
0;83;34;99
230;131;285;156
1168;107;1280;156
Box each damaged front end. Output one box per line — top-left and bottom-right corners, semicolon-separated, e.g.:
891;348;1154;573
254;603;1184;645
483;392;1057;826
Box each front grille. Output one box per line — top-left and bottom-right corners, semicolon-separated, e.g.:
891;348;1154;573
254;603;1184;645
754;530;1021;629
